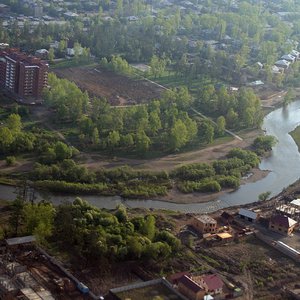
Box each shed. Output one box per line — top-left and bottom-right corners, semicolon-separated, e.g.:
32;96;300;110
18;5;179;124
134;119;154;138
216;233;233;240
238;208;257;222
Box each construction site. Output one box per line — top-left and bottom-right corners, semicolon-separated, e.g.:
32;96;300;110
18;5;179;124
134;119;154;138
0;236;93;300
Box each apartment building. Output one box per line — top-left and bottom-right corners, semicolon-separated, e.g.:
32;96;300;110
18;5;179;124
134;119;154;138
0;48;48;101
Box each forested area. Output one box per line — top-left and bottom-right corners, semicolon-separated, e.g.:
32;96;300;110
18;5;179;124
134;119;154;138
43;73;263;157
6;197;181;265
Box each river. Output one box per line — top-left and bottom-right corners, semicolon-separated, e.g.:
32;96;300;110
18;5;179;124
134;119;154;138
1;100;300;213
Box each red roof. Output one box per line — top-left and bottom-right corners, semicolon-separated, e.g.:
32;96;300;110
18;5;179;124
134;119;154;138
178;275;203;293
202;274;224;291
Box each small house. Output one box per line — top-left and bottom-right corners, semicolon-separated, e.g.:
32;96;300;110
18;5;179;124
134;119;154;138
290;49;300;59
238;208;258;222
281;54;296;63
35;49;49;59
275;59;290;69
190;215;217;234
269;215;297;235
199;274;224;295
221;211;234;224
178;275;205;300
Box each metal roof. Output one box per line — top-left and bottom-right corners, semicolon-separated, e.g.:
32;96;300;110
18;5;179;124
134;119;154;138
5;235;36;246
238;208;257;220
291;199;300;207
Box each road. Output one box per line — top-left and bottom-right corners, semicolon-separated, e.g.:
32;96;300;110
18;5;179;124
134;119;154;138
191;107;243;141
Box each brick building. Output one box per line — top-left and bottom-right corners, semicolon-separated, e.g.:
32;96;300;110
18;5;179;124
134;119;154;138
190;215;218;235
0;49;48;101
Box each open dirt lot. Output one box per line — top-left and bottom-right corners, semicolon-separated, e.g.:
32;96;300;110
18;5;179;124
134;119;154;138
53;66;163;105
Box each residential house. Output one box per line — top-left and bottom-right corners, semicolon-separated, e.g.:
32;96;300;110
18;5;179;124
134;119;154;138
238;208;258;222
178;275;205;300
281;54;295;63
199;274;224;295
290;49;300;59
275;59;290;69
272;65;284;74
35;49;49;59
220;211;234;224
190;215;217;235
269;214;297;235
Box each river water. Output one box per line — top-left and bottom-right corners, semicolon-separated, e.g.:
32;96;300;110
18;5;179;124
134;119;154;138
1;100;300;213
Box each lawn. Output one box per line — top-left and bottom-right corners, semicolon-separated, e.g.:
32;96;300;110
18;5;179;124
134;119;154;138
290;125;300;152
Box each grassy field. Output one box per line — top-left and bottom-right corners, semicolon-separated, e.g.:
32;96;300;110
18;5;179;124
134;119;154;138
290;125;300;152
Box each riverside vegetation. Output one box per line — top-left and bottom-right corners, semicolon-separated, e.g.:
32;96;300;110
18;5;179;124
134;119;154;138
0;102;274;198
6;197;181;266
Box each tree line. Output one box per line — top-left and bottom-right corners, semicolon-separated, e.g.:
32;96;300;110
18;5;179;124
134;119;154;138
6;197;181;265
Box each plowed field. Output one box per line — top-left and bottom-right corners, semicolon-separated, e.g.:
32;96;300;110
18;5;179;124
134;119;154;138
53;66;163;105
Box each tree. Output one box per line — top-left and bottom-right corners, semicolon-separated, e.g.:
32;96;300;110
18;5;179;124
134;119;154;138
92;127;100;146
107;130;120;151
258;191;271;201
7;113;22;132
200;121;214;144
216;116;226;136
54;142;72;161
0;127;14;153
169;119;188;150
9;197;24;236
283;88;295;106
48;47;55;62
136;130;150;154
22;202;55;242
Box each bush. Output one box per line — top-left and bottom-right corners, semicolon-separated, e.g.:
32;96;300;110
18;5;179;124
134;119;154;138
6;156;16;166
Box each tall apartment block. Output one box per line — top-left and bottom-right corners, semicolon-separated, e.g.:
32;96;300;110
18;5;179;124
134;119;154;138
0;49;48;101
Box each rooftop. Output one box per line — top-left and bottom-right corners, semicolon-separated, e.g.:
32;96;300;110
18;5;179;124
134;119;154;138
270;215;297;228
194;215;217;224
202;274;224;291
5;235;36;246
178;275;204;293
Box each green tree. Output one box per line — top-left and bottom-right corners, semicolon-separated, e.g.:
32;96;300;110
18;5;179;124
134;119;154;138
216;116;226;136
0;127;14;153
107;130;120;151
258;191;271;201
48;47;55;62
169;119;188;150
7;113;22;132
9;197;24;236
136;130;150;154
54;142;73;161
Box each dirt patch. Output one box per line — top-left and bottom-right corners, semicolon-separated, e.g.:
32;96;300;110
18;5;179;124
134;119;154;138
53;66;163;105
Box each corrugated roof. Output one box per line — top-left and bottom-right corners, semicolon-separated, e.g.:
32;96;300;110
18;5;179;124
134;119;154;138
238;208;257;220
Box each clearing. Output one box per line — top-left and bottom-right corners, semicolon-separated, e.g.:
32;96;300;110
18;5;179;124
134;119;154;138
52;66;163;106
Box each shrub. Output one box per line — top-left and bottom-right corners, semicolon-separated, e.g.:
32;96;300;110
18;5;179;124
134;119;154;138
6;156;16;166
